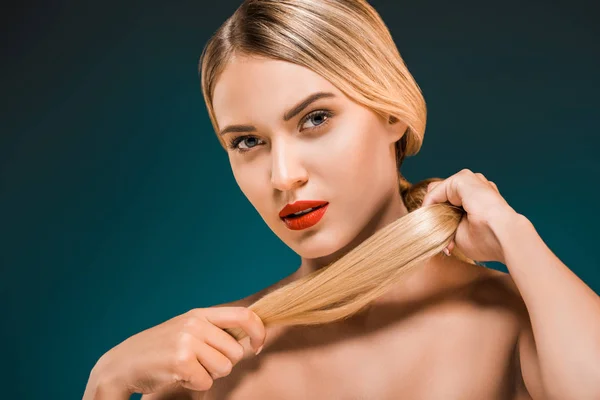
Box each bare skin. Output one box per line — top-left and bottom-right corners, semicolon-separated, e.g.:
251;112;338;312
137;56;537;400
143;253;534;400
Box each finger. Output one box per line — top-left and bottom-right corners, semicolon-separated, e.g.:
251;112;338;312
474;172;499;193
474;172;488;183
201;320;247;364
422;176;462;208
427;181;442;193
422;180;445;207
489;181;499;193
176;353;214;392
202;307;266;353
195;342;235;380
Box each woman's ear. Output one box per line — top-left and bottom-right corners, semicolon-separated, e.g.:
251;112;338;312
386;115;408;143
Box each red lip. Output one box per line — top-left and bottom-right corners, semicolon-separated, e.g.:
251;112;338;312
281;204;328;231
279;200;329;218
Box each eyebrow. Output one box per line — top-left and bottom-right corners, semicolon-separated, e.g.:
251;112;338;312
218;91;336;136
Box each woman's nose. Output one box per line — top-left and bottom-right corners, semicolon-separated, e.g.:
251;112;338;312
270;141;308;192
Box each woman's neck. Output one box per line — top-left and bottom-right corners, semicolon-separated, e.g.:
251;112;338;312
292;189;410;280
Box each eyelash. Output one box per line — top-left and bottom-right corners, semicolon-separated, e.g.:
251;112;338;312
226;109;334;154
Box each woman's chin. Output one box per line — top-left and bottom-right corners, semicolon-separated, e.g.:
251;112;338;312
284;229;350;260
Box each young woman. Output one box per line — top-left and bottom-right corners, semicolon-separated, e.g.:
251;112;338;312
83;1;600;399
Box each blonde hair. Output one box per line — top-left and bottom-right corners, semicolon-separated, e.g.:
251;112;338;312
198;0;476;340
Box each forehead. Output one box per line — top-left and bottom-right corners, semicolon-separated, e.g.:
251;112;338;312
212;56;341;127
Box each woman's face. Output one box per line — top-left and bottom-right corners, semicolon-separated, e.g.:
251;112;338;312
212;55;407;261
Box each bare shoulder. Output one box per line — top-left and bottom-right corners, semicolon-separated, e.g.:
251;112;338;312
429;257;529;335
470;264;528;317
439;257;520;303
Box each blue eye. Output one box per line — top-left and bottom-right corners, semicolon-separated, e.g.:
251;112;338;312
226;109;334;154
300;110;332;131
227;136;265;153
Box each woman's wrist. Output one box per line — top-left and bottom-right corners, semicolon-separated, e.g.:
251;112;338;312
83;357;132;400
93;380;132;400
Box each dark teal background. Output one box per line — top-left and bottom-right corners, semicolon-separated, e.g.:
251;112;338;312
2;1;598;399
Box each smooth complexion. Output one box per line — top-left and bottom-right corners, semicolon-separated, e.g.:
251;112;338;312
212;54;411;280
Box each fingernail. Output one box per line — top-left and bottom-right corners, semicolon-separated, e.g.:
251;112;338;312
255;345;264;355
443;248;451;256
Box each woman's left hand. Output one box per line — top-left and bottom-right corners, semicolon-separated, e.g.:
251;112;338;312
421;169;521;264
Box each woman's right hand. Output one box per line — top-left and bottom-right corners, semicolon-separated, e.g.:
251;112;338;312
87;307;266;397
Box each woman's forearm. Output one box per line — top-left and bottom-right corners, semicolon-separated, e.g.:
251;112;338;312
494;214;600;398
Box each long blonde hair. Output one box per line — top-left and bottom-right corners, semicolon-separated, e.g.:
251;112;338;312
198;0;476;340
